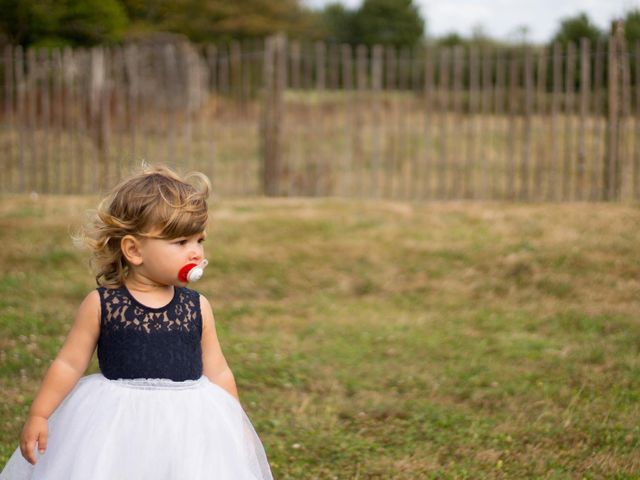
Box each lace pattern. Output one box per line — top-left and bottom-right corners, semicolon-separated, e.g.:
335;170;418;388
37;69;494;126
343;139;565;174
100;287;200;334
97;286;204;381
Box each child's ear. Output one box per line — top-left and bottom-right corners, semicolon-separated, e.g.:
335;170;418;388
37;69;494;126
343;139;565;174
121;235;143;266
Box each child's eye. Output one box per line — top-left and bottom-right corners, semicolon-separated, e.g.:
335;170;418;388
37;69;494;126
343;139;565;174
174;239;187;245
198;237;205;243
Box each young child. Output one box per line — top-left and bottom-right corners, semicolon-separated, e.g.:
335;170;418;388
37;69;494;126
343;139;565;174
0;165;273;479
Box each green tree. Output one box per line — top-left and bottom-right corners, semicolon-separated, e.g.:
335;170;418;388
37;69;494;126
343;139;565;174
623;9;640;45
433;26;502;50
59;0;128;45
436;32;466;48
352;0;425;48
0;0;128;46
121;0;318;43
549;12;602;46
469;24;500;48
321;2;356;44
0;0;62;45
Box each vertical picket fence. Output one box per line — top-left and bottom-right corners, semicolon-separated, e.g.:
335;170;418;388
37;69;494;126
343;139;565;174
1;25;639;201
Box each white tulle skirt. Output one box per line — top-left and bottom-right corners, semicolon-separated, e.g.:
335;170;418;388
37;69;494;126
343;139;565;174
0;373;273;480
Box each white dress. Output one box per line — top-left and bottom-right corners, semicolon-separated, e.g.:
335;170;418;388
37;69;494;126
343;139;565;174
0;286;273;479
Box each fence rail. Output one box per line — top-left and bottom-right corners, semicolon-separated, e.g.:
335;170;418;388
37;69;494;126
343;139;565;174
1;28;639;201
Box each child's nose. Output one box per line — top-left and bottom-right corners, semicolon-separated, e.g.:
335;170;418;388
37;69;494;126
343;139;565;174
189;246;203;262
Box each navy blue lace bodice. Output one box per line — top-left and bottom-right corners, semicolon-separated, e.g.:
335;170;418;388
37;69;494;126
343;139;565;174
96;286;203;381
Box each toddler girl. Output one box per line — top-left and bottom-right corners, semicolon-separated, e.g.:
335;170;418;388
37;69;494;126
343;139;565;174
0;165;273;479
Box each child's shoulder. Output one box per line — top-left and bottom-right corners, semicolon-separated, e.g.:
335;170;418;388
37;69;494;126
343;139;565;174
72;289;101;322
82;289;102;305
178;286;212;309
80;289;102;316
180;287;214;310
178;285;204;299
94;285;124;304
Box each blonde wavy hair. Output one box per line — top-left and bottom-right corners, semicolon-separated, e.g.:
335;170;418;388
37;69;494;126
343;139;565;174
76;165;211;288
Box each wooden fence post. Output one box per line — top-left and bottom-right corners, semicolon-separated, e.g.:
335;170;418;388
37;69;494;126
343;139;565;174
577;38;590;201
605;21;624;200
635;40;640;201
591;38;605;201
261;33;285;196
3;46;14;192
261;36;275;196
620;28;633;200
522;46;533;201
563;41;576;201
89;46;110;191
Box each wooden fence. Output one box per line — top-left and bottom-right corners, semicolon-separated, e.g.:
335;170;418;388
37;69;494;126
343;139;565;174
1;27;639;201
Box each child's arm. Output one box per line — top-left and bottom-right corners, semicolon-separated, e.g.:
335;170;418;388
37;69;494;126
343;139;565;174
200;294;240;402
20;290;100;464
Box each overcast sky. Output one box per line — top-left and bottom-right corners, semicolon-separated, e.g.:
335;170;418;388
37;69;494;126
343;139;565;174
303;0;640;43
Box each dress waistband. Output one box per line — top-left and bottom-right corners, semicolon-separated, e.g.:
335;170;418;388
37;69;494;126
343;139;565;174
99;373;209;390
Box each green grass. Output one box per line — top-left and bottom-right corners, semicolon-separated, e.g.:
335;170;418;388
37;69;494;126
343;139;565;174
1;195;639;478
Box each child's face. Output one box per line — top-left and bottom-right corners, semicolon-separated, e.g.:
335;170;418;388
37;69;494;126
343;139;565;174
135;231;206;286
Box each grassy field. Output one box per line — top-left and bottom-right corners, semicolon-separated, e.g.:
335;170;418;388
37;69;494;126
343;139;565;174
0;194;639;478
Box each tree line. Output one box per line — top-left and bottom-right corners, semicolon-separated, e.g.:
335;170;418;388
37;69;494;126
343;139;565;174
2;0;640;49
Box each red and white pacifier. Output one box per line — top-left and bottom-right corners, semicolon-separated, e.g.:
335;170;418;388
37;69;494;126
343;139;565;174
178;259;209;283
